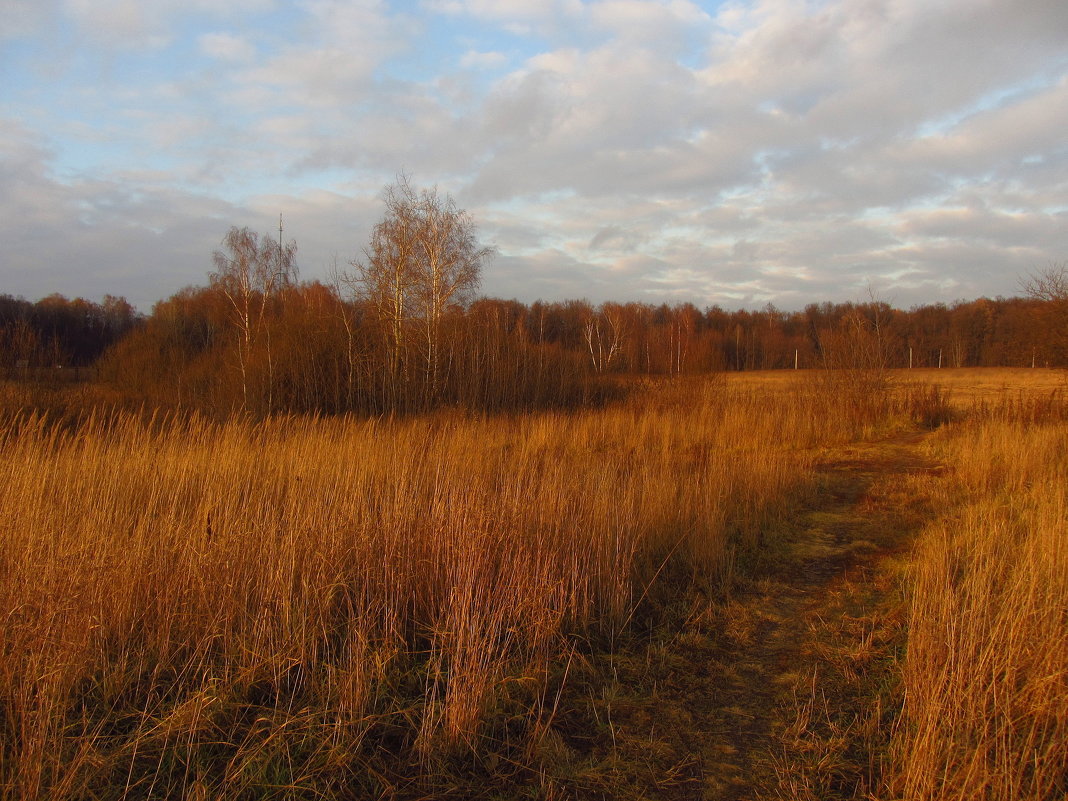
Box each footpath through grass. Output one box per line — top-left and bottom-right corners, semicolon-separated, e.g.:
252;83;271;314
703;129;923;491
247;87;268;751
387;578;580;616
531;432;945;800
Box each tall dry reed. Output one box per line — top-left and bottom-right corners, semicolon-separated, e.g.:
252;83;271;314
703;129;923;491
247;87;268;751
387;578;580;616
0;379;859;799
893;420;1068;800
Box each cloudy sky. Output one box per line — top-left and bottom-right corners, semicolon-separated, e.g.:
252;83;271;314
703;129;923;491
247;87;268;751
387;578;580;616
2;0;1067;312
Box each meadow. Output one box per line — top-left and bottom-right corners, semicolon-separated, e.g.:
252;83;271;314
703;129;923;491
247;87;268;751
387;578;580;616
892;412;1068;800
0;368;1064;799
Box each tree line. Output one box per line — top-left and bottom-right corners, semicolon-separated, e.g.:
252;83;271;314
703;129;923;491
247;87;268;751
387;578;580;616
0;293;139;373
3;179;1065;416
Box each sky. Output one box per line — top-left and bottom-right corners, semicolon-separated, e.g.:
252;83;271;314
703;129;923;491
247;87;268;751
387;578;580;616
2;0;1067;313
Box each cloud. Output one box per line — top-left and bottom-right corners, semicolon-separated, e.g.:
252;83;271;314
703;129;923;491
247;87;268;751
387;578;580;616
423;0;584;35
0;0;59;40
199;32;257;62
588;224;644;253
0;115;412;312
588;0;712;46
2;0;1066;312
219;0;413;123
459;49;508;69
0;120;225;308
61;0;274;49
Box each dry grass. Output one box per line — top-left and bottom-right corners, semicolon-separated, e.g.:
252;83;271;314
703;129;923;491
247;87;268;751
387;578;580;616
0;379;857;800
728;366;1066;399
728;366;1066;406
891;418;1068;801
726;368;1067;801
897;366;1067;414
5;368;1060;799
899;365;1066;396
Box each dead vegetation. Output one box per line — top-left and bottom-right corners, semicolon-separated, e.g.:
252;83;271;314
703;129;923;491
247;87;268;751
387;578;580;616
0;379;854;799
0;369;1063;799
891;417;1068;801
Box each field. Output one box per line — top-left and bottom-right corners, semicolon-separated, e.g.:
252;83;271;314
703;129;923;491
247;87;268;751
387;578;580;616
0;368;1064;799
729;365;1067;405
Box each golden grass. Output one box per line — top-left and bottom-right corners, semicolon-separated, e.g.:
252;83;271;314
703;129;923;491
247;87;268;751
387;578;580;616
896;366;1066;409
728;367;1067;801
4;368;1060;798
0;380;855;799
729;366;1066;409
892;418;1068;800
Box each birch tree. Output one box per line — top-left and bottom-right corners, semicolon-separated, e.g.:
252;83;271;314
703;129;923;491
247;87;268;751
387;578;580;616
350;181;421;404
210;226;296;411
353;176;493;406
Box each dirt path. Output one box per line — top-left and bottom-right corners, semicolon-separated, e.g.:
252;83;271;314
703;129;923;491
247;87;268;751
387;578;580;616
699;433;943;800
554;433;945;800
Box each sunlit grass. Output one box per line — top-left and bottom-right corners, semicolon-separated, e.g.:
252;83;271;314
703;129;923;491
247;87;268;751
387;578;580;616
3;368;1063;799
892;419;1068;801
0;380;848;799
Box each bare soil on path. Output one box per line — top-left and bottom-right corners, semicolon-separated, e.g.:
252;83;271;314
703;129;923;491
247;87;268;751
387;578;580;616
549;433;944;800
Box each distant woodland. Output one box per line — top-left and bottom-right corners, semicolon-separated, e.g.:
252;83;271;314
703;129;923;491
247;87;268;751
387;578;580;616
4;285;1062;414
3;183;1065;417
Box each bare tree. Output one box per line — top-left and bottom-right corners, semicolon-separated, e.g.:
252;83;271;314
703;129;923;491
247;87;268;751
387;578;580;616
352;176;493;406
813;290;897;423
328;258;367;409
412;183;494;395
210;226;296;411
583;303;627;373
1023;262;1068;303
1023;262;1068;364
349;180;422;403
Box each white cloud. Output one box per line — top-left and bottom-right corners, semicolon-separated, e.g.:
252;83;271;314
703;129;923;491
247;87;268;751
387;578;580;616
61;0;273;49
0;118;389;310
0;0;59;40
459;49;508;69
231;1;409;110
2;0;1066;310
588;0;711;45
199;32;257;62
423;0;583;35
